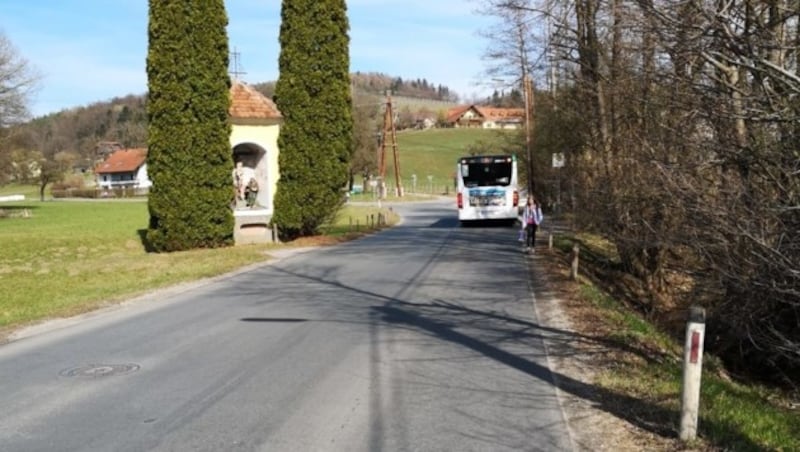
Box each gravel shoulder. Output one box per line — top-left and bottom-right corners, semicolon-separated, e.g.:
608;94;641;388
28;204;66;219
528;246;693;451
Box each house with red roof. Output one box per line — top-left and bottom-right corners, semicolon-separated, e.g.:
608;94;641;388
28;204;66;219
94;148;150;190
445;105;525;129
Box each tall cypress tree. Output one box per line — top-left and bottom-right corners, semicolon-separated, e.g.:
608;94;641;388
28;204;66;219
146;0;233;251
273;0;353;239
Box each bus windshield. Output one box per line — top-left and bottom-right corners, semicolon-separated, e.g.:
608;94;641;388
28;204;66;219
459;157;513;187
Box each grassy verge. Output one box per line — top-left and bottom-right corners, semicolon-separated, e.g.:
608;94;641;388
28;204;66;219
324;205;399;236
0;199;396;337
547;229;800;451
0;183;40;200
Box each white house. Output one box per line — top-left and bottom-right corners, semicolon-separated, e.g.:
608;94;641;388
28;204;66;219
94;148;151;190
445;105;525;129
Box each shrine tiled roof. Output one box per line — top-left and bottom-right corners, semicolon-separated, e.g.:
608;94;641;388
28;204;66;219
229;80;282;120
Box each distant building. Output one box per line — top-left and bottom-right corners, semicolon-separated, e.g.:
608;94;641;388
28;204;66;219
94;148;150;190
445;105;524;129
415;117;436;130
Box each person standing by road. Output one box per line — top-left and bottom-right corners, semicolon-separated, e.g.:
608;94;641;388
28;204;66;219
521;196;543;253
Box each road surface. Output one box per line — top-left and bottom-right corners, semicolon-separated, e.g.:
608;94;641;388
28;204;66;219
0;199;574;451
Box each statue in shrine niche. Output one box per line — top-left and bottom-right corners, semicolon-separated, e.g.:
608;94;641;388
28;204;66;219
233;161;245;202
245;177;259;208
232;161;255;209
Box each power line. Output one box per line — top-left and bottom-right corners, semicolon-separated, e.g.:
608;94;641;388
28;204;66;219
230;47;247;80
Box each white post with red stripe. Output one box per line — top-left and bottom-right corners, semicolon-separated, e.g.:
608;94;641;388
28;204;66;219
680;305;706;441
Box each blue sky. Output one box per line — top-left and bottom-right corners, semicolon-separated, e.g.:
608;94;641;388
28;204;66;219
1;1;496;117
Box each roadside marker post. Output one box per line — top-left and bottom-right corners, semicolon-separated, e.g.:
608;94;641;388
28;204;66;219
569;243;579;280
680;305;706;442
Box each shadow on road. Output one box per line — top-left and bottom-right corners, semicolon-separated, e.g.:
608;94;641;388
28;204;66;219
234;216;760;451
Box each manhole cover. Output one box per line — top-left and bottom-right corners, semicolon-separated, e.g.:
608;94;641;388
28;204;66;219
59;363;140;378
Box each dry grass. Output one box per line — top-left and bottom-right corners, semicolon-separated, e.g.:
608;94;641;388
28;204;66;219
536;228;800;451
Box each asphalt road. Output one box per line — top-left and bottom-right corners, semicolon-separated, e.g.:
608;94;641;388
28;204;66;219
0;199;574;452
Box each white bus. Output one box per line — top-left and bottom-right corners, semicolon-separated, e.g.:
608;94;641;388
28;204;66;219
456;154;520;225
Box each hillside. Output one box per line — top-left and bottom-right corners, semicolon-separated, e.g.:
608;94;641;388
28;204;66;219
1;72;462;183
3;128;520;199
376;128;520;195
253;72;458;102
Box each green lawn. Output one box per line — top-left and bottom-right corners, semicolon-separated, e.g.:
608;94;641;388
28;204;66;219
0;200;394;334
380;128;517;194
0;183;40;200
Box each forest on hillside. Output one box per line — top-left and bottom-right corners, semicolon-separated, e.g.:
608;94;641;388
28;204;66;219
0;72;467;185
253;71;458;101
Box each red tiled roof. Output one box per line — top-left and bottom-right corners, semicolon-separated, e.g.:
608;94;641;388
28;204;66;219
95;148;147;174
445;104;524;123
446;105;478;123
476;107;525;122
229;80;282;119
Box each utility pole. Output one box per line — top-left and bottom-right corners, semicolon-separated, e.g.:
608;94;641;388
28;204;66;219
513;1;535;196
379;91;403;197
230;47;247;80
523;73;535;194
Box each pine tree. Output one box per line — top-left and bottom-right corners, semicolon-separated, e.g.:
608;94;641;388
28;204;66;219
146;0;233;251
273;0;353;239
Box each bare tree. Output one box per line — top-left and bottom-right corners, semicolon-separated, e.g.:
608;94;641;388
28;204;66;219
36;150;76;201
532;0;800;382
0;30;39;184
0;31;38;128
633;0;800;382
350;89;381;189
476;0;546;193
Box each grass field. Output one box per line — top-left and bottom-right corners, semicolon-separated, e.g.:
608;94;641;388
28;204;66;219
0;200;395;335
380;128;518;194
0;183;40;200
